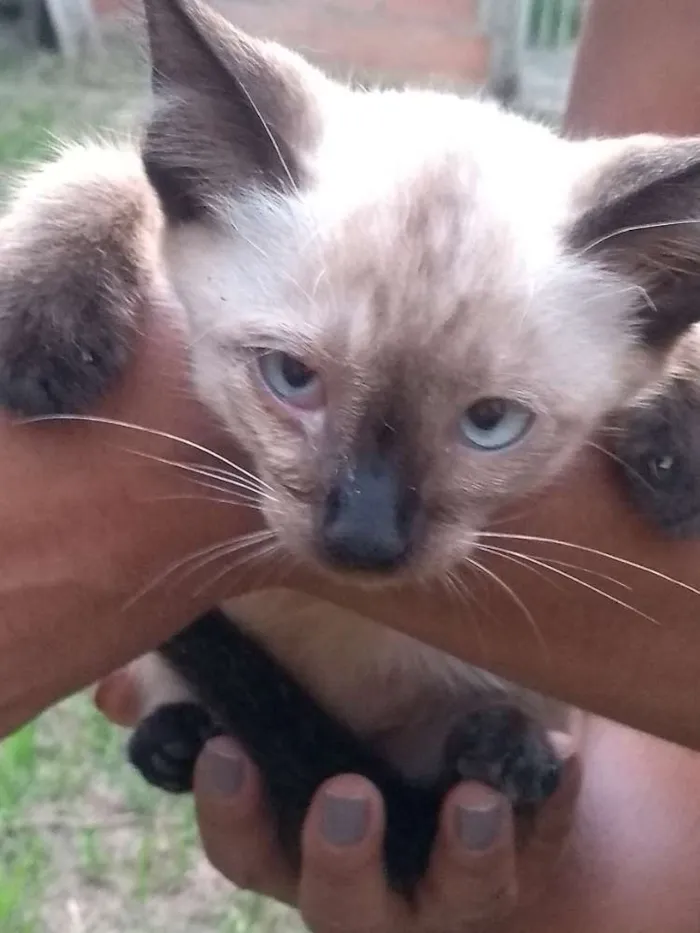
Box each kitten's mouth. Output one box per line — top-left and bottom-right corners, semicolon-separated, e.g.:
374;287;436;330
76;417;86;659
312;555;414;591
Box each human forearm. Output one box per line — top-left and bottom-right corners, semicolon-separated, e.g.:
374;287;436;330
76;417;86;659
0;310;260;737
565;0;700;138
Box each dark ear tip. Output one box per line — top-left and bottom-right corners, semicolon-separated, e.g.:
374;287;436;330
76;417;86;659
142;152;204;223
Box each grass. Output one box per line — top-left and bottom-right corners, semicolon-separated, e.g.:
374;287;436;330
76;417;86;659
0;26;306;933
0;697;304;932
0;27;143;178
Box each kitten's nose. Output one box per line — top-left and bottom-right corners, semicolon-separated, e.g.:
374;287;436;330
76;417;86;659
320;454;418;573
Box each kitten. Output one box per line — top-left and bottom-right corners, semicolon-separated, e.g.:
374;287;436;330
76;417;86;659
3;0;700;896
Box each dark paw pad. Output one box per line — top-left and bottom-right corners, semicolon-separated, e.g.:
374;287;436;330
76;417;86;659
444;705;561;808
128;703;220;794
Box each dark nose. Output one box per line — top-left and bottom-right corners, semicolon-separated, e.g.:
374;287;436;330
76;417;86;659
320;454;418;573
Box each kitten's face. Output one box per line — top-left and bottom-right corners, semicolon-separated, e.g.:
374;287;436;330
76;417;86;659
143;0;700;584
165;99;649;582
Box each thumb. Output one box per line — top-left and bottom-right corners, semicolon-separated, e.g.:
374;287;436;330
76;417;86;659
93;668;143;727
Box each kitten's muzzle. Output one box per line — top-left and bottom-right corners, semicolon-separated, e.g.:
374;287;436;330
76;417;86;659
319;452;420;574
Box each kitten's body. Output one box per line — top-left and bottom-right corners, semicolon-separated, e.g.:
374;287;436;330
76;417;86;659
4;0;700;897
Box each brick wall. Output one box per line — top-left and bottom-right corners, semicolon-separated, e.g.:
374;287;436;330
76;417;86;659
98;0;491;87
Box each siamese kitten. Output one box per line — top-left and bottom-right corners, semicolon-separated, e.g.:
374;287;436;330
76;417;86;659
3;0;700;895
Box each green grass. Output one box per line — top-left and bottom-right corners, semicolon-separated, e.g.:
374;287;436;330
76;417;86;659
0;28;305;933
0;697;303;932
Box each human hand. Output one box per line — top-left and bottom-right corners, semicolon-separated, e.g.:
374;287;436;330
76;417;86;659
96;669;580;933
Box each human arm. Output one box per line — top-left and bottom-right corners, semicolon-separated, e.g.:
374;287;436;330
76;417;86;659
564;0;700;137
0;305;264;737
6;0;700;751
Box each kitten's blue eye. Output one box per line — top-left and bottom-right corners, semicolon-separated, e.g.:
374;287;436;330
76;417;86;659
460;397;534;450
258;351;324;410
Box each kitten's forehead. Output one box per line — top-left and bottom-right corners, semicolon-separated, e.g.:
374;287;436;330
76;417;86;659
305;92;571;292
291;101;618;404
166;90;638;417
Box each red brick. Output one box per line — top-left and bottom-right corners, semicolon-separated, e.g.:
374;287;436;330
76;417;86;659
263;17;491;84
356;27;488;83
99;0;491;87
383;0;478;27
323;0;384;11
93;0;128;16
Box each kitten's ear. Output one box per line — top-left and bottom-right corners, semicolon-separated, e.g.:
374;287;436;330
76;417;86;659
569;136;700;348
141;0;326;220
0;145;162;416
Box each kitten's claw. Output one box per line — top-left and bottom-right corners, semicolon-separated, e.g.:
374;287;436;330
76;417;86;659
128;702;220;794
444;705;562;807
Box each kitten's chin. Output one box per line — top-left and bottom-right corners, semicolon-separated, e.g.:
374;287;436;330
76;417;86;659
315;563;410;591
290;545;419;591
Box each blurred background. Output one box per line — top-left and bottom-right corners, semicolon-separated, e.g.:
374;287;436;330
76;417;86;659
0;1;582;931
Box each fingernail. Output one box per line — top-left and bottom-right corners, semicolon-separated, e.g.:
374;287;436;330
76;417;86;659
456;790;503;852
199;737;245;796
321;791;370;846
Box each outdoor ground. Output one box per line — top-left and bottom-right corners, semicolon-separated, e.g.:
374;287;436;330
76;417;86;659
0;27;305;933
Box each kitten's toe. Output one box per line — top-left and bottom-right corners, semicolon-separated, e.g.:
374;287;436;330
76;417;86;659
128;702;220;794
444;705;562;808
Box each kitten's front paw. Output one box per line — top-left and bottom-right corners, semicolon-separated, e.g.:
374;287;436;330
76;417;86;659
612;375;700;537
128;702;220;794
444;705;562;808
0;290;131;416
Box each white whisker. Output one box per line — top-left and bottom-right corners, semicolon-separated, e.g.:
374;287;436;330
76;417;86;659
181;530;277;590
235;78;297;194
181;479;265;504
530;554;631;590
477;544;555;588
479;541;631;591
122;529;274;611
194;538;281;598
146;493;265;509
465;555;549;657
479;544;658;625
443;570;489;659
580;216;700;255
118;447;275;501
586;440;656;493
20;414;276;491
480;531;700;598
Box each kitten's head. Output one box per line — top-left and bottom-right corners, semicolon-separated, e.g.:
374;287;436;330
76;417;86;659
142;0;700;583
